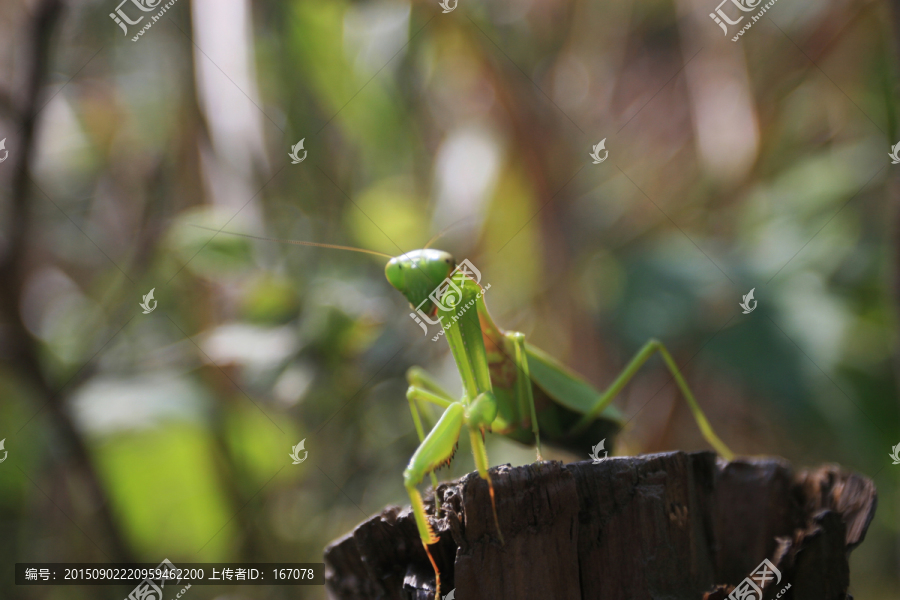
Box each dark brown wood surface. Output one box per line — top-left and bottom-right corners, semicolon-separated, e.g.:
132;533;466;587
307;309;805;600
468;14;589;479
324;452;876;600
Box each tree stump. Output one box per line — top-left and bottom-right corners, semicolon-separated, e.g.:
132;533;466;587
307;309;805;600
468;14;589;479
323;452;876;600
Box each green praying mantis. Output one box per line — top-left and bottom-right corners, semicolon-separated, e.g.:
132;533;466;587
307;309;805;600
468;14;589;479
196;226;735;598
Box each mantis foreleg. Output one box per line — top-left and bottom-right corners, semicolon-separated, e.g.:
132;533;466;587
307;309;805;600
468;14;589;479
407;394;442;493
406;379;456;496
404;402;466;598
403;281;504;598
571;338;734;460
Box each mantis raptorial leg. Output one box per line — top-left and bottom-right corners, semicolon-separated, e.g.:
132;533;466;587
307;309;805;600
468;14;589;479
406;394;443;494
406;380;455;511
403;402;465;597
402;281;504;599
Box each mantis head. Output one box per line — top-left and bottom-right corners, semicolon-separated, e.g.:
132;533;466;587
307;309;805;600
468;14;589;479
384;249;456;315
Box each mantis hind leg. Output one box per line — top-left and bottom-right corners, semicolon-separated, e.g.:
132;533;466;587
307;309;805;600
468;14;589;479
572;339;734;460
404;402;466;599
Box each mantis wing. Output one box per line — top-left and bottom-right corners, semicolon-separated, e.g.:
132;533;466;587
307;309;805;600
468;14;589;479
524;343;624;425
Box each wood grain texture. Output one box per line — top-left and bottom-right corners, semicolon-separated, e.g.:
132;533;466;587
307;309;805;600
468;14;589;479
324;452;876;600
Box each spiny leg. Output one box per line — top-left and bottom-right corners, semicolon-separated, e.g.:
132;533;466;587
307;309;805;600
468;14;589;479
406;378;452;508
407;396;442;497
404;402;466;599
507;331;543;461
572;338;734;460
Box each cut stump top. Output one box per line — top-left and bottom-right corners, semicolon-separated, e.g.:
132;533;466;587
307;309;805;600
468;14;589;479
324;452;877;600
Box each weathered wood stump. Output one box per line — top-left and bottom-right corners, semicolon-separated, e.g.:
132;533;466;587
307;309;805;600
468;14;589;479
323;452;876;600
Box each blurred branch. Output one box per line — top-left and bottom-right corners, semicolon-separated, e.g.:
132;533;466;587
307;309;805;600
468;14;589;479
0;0;135;563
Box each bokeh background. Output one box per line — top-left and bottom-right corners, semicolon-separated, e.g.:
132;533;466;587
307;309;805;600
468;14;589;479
1;0;899;598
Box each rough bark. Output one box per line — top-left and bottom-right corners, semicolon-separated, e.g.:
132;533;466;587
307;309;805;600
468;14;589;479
323;452;876;600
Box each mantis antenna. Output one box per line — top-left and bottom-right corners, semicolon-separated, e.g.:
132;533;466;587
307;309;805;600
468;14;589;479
190;225;393;259
423;215;479;249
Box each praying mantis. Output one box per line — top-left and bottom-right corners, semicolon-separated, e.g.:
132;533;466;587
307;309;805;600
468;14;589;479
196;227;734;598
